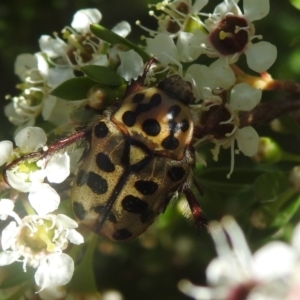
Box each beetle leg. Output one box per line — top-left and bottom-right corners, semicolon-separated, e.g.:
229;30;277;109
182;183;208;230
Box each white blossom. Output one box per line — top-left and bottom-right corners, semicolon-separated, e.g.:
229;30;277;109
179;216;300;300
1;127;70;213
0;204;83;292
193;83;261;178
204;0;277;72
138;0;208;38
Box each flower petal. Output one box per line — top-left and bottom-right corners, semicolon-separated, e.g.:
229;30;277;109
117;50;144;81
213;0;240;16
185;64;214;99
236;127;259;156
192;0;209;13
146;34;179;66
15;127;47;152
28;183;60;215
14;54;38;81
1;221;18;250
6;169;34;193
209;59;236;90
244;0;269;22
66;229;84;245
56;214;79;229
0;250;21;266
39;35;67;58
230;83;262;111
0;141;13;166
46;153;70;184
71;9;102;32
253;241;296;280
245;41;277;73
35;253;74;290
177;31;206;62
112;21;131;37
47;67;75;88
0;199;15;220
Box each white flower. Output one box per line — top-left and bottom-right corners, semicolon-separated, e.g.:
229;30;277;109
5;126;70;189
5;53;50;132
39;9;130;73
138;0;208;38
203;0;277;72
179;216;299;300
1;127;70;213
0;209;83;292
185;60;235;100
193;82;261;178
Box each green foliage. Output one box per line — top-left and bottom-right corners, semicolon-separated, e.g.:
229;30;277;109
51;77;97;100
81;65;126;86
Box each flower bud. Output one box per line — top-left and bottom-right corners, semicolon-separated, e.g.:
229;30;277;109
251;137;282;164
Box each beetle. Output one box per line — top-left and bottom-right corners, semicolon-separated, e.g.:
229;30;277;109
3;70;207;241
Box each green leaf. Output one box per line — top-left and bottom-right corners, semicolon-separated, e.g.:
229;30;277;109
81;65;126;86
198;168;262;193
90;24;151;61
51;77;97;100
290;0;300;10
0;263;34;289
254;171;290;202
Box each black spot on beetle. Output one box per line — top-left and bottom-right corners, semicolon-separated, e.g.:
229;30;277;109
87;171;108;194
108;212;117;223
73;202;86;220
168;105;181;118
180;119;190;132
150;93;162;106
96;153;115;172
135;180;158;195
122;195;148;213
94;121;109;138
94;206;117;223
167;166;186;182
112;228;133;240
142;119;161;136
122;111;136;127
140;210;154;223
132;93;145;103
161;135;179;150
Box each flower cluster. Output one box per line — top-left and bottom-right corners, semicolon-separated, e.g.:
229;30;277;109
137;0;277;175
179;217;300;300
5;9;133;134
0;199;83;293
140;0;276;72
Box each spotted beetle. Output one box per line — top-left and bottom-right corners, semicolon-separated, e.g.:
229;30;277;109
3;71;207;241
